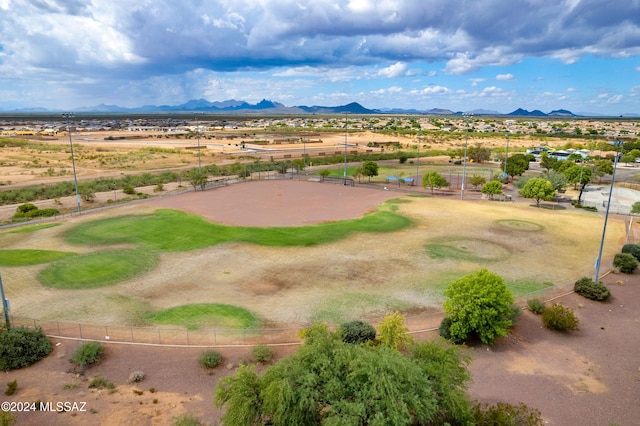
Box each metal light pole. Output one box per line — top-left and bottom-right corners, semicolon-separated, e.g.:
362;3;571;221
343;111;350;185
461;112;473;199
195;113;204;172
416;134;423;186
0;274;10;330
594;140;623;282
302;138;307;168
63;112;81;213
503;131;510;176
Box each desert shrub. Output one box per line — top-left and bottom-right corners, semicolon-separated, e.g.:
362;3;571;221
340;319;377;344
621;243;640;261
251;345;274;363
574;277;611;301
5;380;17;396
172;413;202;426
542;304;579;332
70;342;104;367
527;298;546;314
509;304;522;325
88;376;115;390
128;371;145;383
438;316;466;344
376;311;412;350
0;411;17;426
123;184;136;195
613;253;638;274
472;401;544;426
199;350;222;369
0;327;52;371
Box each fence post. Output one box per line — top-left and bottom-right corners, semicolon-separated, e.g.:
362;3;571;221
79;323;82;339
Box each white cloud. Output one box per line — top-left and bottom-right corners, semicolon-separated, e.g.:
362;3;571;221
496;73;514;81
377;62;408;78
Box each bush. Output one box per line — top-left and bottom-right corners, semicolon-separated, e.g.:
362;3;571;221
527;298;546;314
472;401;544;426
199;350;222;369
128;371;145;383
251;345;274;363
5;380;17;396
542;304;579;332
613;252;638;274
574;277;611;301
621;243;640;261
172;413;202;426
509;304;522;326
88;376;115;390
123;185;136;195
70;342;104;367
340;320;377;344
0;327;52;371
438;316;465;344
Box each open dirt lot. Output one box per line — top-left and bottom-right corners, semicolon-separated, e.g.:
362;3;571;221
3;271;639;426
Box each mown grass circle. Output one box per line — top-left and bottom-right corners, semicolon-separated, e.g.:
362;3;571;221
0;249;74;266
425;237;511;262
495;219;544;232
38;249;158;289
145;303;261;329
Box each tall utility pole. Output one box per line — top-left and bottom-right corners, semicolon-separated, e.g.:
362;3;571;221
63;113;81;213
594;140;623;282
0;274;10;330
343;111;350;185
416;134;423;186
503;131;510;176
195;113;204;172
461;112;473;199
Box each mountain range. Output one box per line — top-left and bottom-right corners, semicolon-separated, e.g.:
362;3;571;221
2;99;636;117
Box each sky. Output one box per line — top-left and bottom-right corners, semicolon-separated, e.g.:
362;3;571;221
0;0;639;115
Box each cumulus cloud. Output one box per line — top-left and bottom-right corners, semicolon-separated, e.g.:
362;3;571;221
496;73;514;81
377;62;408;78
0;0;638;112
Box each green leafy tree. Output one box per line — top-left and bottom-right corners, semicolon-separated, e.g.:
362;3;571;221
0;327;52;371
539;152;558;173
215;322;471;425
318;169;331;182
481;180;503;200
563;164;592;190
351;166;363;183
422;171;449;195
519;177;556;207
467;144;491;163
185;168;207;190
340;320;376;344
443;269;515;345
362;160;379;182
469;174;486;189
593;159;614;183
631;201;640;214
376;311;412;350
410;340;474;425
502;153;530;178
543;169;567;192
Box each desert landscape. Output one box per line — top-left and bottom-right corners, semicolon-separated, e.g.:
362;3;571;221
1;118;639;425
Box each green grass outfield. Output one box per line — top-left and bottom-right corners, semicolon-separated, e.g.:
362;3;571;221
64;207;412;251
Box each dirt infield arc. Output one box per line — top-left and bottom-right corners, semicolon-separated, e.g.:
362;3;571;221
148;179;401;226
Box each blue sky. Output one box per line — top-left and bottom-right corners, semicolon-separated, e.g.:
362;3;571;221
0;0;639;115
